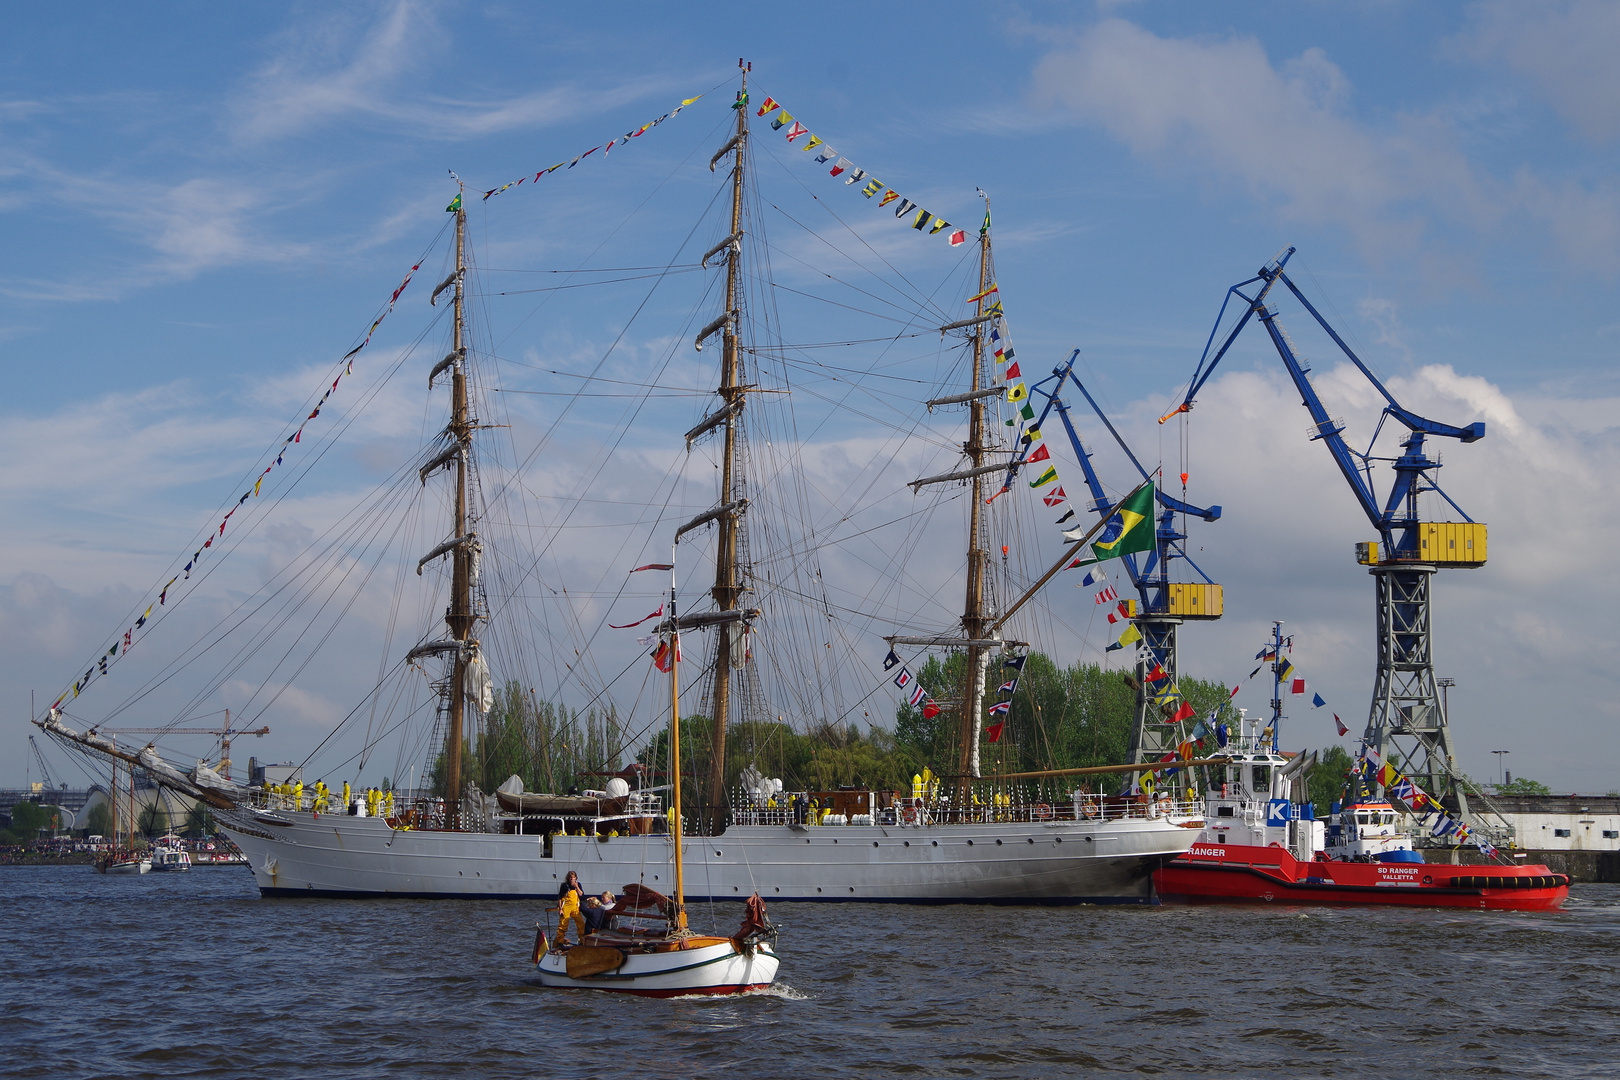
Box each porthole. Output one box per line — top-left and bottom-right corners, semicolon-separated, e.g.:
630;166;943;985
873;841;880;848
733;885;739;892
715;850;722;857
903;840;911;847
996;839;1003;846
967;839;974;846
832;838;838;844
817;887;822;893
1055;837;1062;843
932;840;939;847
774;886;779;892
1027;837;1035;844
805;838;811;844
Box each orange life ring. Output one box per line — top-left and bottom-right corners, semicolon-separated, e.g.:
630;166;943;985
1033;802;1053;820
902;805;919;826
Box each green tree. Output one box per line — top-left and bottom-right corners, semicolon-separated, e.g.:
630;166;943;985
4;801;54;843
137;802;164;838
184;802;213;838
83;802;111;839
1306;745;1357;815
1498;777;1552;796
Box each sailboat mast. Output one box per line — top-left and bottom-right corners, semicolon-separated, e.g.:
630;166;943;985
957;211;994;784
668;564;689;931
444;190;474;823
109;752;119;848
704;65;748;836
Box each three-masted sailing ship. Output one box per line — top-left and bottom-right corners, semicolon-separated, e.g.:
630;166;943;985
36;66;1199;904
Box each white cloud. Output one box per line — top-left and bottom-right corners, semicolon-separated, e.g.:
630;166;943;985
1027;16;1620;273
1029;20;1491;253
232;1;684;143
1458;0;1620;141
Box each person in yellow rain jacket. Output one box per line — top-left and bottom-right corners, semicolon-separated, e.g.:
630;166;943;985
555;870;586;945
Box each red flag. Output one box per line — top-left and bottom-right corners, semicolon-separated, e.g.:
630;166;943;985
653;640;679;672
1291;678;1306;694
630;563;673;573
609;605;662;629
922;701;940;719
985;721;1005;743
1335;714;1348;736
1230;684;1241;698
1172;701;1197;723
1004;361;1021;380
755;96;779;117
1026;443;1050;464
1043;487;1066;507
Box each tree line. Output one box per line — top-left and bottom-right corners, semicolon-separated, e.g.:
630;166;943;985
454;655;1283;804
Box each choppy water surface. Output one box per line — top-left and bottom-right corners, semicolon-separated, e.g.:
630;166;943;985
2;867;1616;1079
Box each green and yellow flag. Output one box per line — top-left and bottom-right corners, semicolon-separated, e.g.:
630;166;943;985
1064;481;1155;565
446;193;462;213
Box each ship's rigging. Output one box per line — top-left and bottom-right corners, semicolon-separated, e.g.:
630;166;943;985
34;76;1159;818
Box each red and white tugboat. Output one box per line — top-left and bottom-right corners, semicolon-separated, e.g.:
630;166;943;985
1154;715;1569;910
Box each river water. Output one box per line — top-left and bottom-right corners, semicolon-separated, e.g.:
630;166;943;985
3;866;1616;1079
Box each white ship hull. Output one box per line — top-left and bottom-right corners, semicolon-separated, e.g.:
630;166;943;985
216;809;1195;903
535;940;779;996
96;858;151;875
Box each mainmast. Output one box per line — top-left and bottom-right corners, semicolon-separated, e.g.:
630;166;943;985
703;64;749;836
957;212;995;783
443;189;475;824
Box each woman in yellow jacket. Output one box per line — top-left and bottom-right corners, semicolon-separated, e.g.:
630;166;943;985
555;870;586;944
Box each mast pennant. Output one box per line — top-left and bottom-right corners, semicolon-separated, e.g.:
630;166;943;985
40;249;433;716
479;94;705;202
756;94;968;249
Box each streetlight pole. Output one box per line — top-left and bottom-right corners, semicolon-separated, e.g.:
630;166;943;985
1491;749;1510;788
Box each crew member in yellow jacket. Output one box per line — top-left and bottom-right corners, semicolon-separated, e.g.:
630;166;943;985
555;870;586;945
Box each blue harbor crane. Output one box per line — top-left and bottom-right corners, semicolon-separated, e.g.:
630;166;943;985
1172;247;1488;822
1012;350;1224;768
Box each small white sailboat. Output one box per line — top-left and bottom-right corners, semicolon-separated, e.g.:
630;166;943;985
533;555;780;995
94;756;152;875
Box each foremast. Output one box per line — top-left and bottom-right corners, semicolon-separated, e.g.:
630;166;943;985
436;189;481;824
703;66;749;837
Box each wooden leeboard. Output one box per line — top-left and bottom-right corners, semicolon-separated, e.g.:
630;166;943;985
565;946;626;979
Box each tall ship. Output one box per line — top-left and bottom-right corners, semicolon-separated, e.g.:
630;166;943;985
37;67;1199;903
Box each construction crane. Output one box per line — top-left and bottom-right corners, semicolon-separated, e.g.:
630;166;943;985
1013;349;1224;769
28;734;62;792
94;711;268;780
1171;246;1487;824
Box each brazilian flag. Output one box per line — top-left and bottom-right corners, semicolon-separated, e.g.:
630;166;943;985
1065;481;1155;565
446;193;462;213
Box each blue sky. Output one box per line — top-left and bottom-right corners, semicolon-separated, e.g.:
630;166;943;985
4;2;1618;794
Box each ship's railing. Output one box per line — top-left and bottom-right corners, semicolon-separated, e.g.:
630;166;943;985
730;793;1203;827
